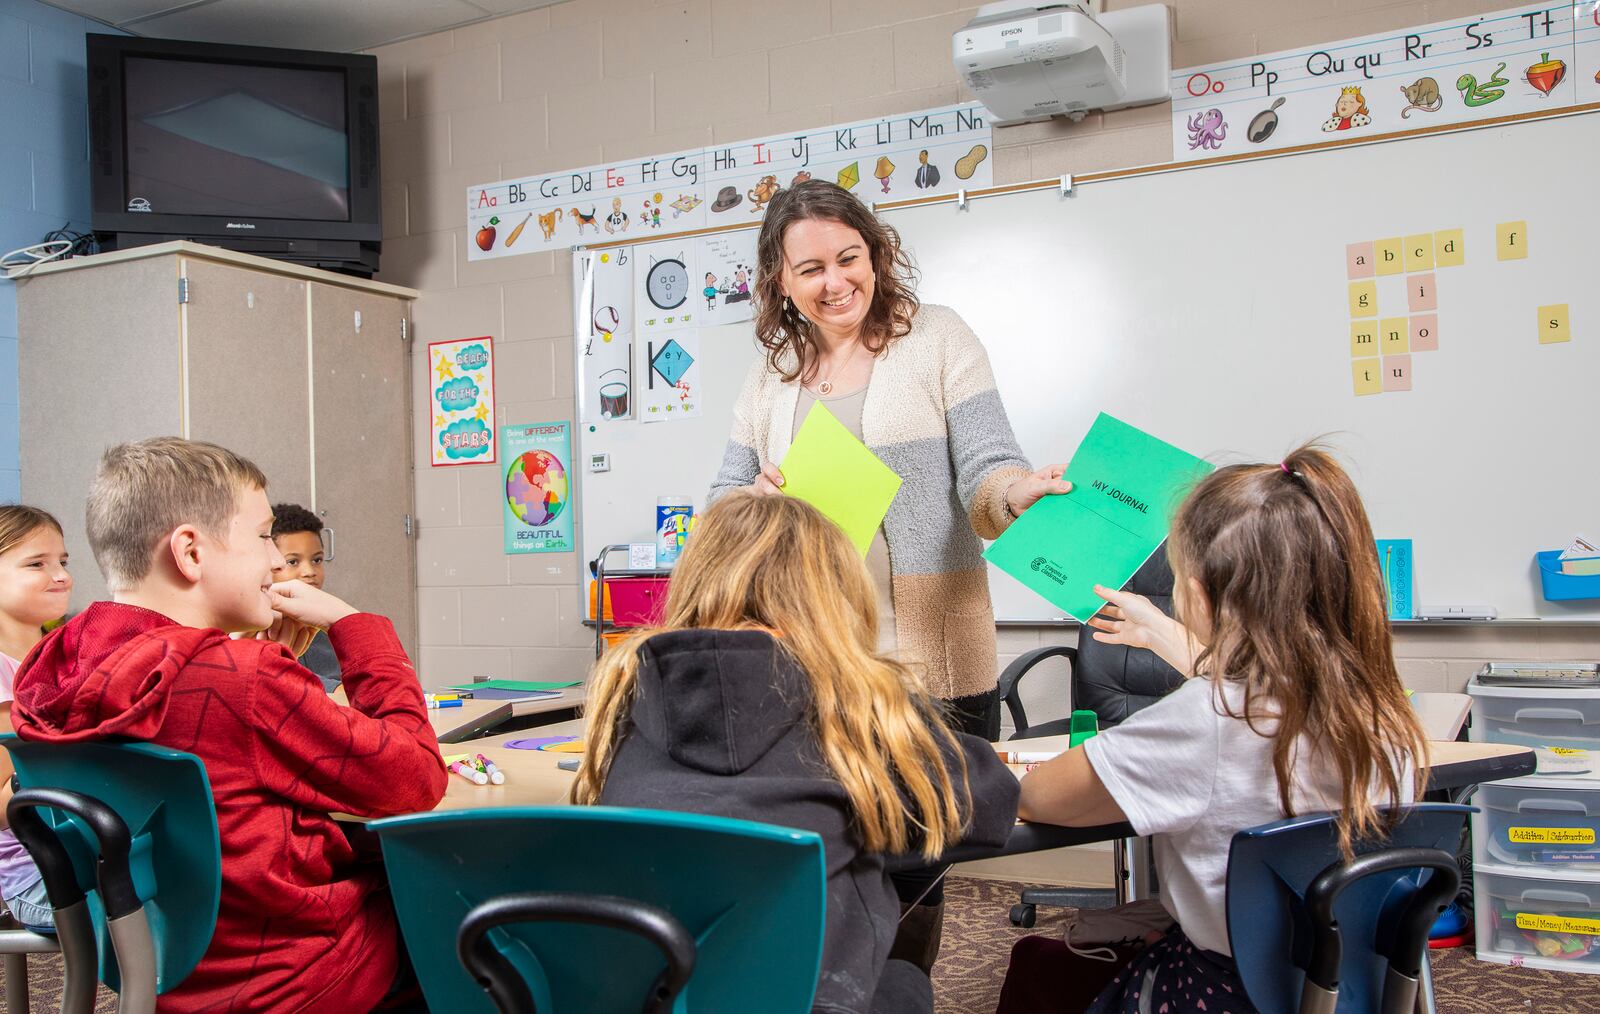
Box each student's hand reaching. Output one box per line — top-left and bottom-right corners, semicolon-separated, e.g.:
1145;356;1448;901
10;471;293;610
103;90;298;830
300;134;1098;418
267;580;359;632
1087;585;1198;678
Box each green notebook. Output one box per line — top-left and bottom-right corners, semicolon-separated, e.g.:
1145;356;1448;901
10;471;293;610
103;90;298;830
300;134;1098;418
448;680;582;693
985;412;1213;621
780;402;903;557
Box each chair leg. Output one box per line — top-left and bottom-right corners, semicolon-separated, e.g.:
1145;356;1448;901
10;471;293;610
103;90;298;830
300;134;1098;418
4;951;30;1014
1415;949;1436;1014
1113;841;1129;906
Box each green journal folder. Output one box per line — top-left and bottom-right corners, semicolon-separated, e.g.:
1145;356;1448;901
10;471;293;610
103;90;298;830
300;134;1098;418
780;402;903;557
448;680;582;692
985;412;1213;621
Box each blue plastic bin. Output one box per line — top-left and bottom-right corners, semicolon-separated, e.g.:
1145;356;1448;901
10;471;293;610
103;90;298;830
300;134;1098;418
1537;551;1600;602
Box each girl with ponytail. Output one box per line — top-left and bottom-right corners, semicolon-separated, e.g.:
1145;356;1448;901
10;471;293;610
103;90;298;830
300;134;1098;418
1004;444;1428;1014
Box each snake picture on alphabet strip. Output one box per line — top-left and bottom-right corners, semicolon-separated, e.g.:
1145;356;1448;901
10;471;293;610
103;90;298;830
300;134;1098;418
1457;63;1510;107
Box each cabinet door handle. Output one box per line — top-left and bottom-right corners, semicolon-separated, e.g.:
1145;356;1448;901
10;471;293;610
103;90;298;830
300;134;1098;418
322;526;335;563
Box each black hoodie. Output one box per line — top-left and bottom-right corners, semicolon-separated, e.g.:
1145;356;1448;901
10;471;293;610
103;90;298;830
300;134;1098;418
598;629;1020;1014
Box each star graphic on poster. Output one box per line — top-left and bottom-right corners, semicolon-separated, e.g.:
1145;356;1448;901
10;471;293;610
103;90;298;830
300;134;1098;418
474;403;490;423
433;415;446;430
435;357;454;381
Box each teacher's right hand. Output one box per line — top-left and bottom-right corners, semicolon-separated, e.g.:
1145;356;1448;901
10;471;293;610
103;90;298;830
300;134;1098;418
752;462;786;496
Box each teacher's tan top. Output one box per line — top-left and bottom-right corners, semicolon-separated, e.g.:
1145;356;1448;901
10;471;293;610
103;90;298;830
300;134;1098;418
710;305;1031;700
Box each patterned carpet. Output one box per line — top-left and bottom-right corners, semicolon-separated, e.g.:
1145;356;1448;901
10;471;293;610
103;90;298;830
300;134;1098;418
932;877;1593;1014
5;876;1594;1012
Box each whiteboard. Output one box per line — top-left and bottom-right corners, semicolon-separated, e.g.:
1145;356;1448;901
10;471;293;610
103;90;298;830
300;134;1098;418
574;111;1600;621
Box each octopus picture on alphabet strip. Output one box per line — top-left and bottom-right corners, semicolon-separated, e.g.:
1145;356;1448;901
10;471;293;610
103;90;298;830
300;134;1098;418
1186;109;1227;150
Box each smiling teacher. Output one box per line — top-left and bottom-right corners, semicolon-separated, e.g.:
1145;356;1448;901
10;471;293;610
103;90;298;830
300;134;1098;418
707;179;1069;968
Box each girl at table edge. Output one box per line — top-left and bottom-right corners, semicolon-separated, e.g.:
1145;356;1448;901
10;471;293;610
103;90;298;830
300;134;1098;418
1003;445;1431;1014
572;492;1020;1014
708;179;1069;731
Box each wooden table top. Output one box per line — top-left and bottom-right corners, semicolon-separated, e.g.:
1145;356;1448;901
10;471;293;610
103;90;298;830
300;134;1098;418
392;727;1534;818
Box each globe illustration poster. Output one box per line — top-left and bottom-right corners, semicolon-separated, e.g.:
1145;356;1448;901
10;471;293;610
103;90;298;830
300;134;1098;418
501;422;573;554
506;450;566;526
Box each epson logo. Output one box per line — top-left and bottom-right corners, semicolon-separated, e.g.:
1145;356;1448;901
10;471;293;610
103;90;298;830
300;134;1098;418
225;222;257;230
1000;27;1023;36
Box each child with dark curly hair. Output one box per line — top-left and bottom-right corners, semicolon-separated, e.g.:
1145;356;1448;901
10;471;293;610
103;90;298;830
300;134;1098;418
271;502;342;691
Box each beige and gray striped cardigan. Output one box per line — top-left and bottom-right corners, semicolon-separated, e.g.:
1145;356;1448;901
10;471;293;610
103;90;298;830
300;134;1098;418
709;304;1032;700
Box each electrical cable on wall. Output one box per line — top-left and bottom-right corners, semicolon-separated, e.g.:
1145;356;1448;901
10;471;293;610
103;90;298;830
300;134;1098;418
2;224;98;279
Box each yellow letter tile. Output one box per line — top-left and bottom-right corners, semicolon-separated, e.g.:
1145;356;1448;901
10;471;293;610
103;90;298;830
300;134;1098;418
1539;303;1570;344
1380;317;1409;355
1404;234;1434;272
1350;320;1378;357
1352;358;1383;396
1497;221;1528;260
1348;280;1377;318
1375;237;1404;276
1435;228;1464;267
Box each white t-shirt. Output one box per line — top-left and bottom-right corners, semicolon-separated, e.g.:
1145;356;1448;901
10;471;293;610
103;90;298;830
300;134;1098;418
1082;676;1413;956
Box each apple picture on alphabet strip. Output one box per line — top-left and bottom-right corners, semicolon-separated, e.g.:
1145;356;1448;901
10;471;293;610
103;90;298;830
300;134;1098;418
476;217;499;252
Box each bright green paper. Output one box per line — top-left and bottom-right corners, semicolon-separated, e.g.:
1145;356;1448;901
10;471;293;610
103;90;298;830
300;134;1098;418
984;413;1213;621
449;680;582;692
780;403;903;557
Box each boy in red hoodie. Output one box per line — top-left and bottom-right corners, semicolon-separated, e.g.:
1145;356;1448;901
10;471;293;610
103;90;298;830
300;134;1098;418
11;437;448;1013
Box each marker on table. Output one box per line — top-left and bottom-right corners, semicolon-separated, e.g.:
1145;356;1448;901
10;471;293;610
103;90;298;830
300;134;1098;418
427;698;463;710
475;753;506;785
994;750;1060;765
449;760;488;785
425;693;462;703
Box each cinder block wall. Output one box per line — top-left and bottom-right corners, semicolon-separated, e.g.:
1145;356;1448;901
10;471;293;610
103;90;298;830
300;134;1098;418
372;0;1598;713
0;1;120;503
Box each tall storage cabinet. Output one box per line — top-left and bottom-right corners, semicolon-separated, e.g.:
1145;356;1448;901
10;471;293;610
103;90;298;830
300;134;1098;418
15;242;420;657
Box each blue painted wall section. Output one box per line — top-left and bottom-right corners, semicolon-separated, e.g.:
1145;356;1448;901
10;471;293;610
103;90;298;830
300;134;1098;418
0;0;117;503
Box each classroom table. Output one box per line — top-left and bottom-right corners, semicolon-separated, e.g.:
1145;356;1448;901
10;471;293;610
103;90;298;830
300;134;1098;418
889;735;1536;871
330;687;588;743
1410;691;1471;741
367;725;1535;871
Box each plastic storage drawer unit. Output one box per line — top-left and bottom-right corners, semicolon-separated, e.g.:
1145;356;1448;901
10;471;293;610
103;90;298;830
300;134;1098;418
1475;866;1600;972
1474;777;1600;870
1469;679;1600;753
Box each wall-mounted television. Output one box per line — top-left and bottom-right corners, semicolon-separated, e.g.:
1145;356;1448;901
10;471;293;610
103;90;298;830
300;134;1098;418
87;34;382;277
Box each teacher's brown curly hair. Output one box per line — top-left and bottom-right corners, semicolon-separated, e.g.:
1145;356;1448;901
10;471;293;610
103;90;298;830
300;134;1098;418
751;179;920;386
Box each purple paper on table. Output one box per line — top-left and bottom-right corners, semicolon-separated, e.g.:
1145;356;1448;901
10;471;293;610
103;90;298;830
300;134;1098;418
505;736;578;751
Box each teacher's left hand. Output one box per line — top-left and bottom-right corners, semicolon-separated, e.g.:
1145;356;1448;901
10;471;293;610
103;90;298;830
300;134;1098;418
1005;463;1072;517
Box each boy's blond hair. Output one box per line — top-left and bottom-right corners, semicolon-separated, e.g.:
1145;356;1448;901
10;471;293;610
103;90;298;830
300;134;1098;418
86;437;268;592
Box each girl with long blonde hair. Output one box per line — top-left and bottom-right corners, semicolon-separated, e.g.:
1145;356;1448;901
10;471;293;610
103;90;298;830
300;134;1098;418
1003;445;1429;1014
573;491;1019;1014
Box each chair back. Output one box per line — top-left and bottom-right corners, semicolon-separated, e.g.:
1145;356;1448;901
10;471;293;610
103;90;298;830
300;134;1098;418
1073;544;1186;727
371;806;827;1014
1226;803;1472;1014
0;735;221;996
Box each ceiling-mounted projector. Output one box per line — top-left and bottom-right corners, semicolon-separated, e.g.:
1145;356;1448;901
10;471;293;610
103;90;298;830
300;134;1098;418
954;2;1171;126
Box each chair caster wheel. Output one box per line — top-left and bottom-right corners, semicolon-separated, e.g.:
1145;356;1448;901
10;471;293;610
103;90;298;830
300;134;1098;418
1010;903;1036;928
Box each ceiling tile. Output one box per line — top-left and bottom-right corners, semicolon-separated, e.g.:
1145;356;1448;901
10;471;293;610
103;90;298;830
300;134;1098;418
51;0;567;52
41;1;192;27
108;0;493;52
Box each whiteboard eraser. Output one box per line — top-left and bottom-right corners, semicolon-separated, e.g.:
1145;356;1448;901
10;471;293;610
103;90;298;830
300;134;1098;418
1415;605;1498;620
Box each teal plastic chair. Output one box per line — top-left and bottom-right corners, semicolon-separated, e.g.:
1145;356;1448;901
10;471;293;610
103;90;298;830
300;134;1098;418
1227;803;1473;1014
0;735;221;1006
371;806;827;1014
